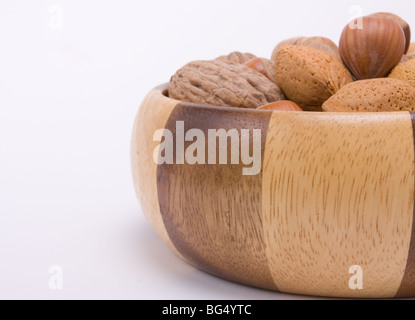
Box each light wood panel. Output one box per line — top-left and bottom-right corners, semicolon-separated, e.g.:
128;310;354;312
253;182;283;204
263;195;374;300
131;85;182;257
262;112;415;298
396;112;415;297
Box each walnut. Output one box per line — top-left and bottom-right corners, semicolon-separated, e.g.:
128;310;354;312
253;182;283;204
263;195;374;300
216;52;256;64
169;60;285;109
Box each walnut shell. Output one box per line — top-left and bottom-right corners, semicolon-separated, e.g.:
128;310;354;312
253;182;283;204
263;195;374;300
216;52;256;64
169;60;285;109
322;78;415;112
275;45;353;111
389;59;415;86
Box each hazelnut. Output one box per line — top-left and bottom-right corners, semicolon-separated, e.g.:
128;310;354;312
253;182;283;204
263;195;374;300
245;57;267;77
369;12;411;53
244;57;279;85
339;16;406;80
257;101;303;111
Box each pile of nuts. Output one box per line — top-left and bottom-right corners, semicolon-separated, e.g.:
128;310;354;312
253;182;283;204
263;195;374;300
168;12;415;112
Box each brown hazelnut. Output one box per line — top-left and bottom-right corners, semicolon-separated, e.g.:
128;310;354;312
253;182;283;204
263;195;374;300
369;12;411;53
339;16;406;80
244;57;279;85
258;101;303;111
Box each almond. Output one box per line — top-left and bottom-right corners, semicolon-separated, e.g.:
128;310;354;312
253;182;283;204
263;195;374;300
272;36;341;62
322;78;415;112
296;37;341;61
275;45;353;111
389;59;415;87
271;37;305;62
408;42;415;55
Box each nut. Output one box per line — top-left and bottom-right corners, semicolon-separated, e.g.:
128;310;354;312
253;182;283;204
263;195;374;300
274;45;353;111
216;52;256;64
271;37;305;62
257;100;303;111
169;60;285;109
244;57;279;85
245;57;267;77
272;36;341;62
408;42;415;54
339;16;406;80
322;78;415;112
369;12;411;53
400;52;415;63
389;58;415;87
296;37;341;61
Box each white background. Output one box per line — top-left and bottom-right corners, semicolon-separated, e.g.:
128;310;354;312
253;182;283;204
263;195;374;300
1;0;414;300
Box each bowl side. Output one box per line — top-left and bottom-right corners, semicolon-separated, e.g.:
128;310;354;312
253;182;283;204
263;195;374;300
132;85;415;298
131;85;183;257
261;111;415;298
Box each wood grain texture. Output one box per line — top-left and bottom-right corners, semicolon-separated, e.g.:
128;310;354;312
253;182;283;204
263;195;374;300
396;112;415;297
262;112;415;298
133;85;415;298
157;103;278;290
131;85;182;256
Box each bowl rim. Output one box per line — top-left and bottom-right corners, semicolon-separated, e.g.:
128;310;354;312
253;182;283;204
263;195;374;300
155;83;415;117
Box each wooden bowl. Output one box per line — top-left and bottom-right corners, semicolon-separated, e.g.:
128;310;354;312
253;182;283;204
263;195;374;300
131;84;415;299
